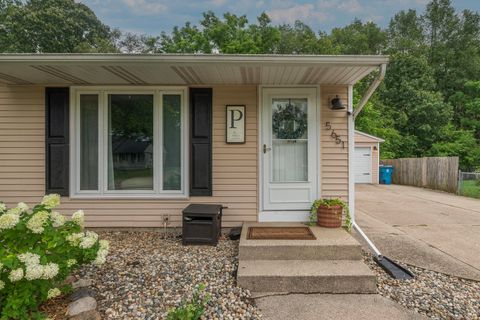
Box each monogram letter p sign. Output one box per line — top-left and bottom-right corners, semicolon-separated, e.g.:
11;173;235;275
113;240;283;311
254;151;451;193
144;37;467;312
226;105;245;144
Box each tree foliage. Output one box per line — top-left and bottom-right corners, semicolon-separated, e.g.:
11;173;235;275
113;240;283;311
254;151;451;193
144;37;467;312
0;0;117;53
1;0;479;169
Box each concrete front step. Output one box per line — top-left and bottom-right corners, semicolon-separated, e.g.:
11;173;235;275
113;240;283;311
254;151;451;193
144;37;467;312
237;259;377;294
239;223;363;261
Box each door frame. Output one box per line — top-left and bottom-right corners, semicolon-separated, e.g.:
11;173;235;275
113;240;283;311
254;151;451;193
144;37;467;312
257;85;321;222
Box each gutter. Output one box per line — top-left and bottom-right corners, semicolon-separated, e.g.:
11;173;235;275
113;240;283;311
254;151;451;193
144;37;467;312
348;63;413;279
352;63;387;120
349;63;387;249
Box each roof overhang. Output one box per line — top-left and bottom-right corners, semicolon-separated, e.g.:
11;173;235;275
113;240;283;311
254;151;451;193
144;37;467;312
0;54;389;86
355;130;385;143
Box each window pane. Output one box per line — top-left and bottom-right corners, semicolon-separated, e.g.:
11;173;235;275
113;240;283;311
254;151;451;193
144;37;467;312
80;95;98;190
163;94;182;190
108;94;154;190
271;98;308;182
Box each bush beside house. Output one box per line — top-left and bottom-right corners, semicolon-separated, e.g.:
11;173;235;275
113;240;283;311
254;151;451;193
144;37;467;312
0;194;109;320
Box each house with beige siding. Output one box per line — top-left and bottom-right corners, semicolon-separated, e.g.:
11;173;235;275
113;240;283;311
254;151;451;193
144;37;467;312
0;54;388;228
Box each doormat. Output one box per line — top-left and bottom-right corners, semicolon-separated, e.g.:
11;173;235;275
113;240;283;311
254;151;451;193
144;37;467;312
247;227;316;240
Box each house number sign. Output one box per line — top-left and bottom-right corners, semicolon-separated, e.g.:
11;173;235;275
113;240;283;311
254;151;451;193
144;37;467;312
226;105;246;144
325;122;345;149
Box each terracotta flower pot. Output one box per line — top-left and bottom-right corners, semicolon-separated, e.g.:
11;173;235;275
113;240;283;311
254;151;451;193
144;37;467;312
317;204;342;228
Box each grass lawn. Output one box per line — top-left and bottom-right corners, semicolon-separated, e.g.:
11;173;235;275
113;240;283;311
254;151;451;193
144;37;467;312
459;180;480;199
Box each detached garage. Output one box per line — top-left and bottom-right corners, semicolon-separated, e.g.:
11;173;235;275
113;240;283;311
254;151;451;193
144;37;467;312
354;130;384;184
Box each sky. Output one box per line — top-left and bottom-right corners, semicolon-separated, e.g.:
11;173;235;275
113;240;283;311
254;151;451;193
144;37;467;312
78;0;480;35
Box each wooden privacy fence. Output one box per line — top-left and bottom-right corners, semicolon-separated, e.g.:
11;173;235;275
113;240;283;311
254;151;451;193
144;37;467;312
382;157;459;193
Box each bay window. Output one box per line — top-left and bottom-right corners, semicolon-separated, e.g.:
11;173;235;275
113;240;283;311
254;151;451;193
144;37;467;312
72;87;187;198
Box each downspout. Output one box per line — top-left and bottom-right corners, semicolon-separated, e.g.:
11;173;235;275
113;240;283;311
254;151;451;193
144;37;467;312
349;63;387;258
353;63;387;120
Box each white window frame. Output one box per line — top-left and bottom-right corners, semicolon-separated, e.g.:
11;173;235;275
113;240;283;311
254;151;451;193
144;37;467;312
69;86;189;199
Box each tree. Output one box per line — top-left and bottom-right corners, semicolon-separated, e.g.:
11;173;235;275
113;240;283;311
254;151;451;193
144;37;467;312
330;19;386;54
380;53;453;156
160;22;211;53
387;9;425;54
0;0;116;53
422;0;480;98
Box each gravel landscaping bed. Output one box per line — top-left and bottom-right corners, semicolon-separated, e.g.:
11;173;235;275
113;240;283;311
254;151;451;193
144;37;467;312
76;231;261;319
363;251;480;319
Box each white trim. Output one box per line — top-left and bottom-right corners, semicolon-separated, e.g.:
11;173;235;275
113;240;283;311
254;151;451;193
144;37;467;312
377;142;380;184
0;54;390;65
70;86;189;199
259;211;310;222
348;85;355;223
355;130;385;142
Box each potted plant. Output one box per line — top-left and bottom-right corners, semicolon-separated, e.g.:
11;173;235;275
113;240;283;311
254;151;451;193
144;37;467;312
309;198;352;230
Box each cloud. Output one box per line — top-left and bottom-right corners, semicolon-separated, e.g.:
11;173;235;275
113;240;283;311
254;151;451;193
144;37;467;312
123;0;168;15
267;3;329;25
337;0;364;14
207;0;228;7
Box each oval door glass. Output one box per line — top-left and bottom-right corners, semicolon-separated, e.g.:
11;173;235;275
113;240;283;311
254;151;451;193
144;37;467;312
271;98;308;182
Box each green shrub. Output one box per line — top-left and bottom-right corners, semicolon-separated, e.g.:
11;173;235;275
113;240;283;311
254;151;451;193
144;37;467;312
167;284;210;320
0;194;109;320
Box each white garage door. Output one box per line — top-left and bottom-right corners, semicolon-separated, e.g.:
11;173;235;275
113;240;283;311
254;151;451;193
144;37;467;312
354;147;372;183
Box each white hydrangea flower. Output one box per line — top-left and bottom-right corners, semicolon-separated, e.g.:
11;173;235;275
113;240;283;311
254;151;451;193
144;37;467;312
47;287;61;299
0;202;6;212
66;259;77;267
93;251;107;266
18;252;41;266
66;232;84;246
41;194;61;209
79;231;99;249
99;239;110;251
25;264;44;281
51;211;66;228
0;280;4;290
0;213;20;230
6;207;21;215
26;211;50;234
8;268;24;282
42;262;59;280
71;210;85;226
17;202;29;213
93;240;109;266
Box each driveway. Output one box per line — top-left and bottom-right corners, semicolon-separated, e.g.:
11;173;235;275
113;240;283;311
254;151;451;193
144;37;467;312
356;184;480;280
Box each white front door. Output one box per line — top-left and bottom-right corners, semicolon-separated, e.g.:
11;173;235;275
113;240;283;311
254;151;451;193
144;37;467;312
354;147;372;183
261;88;318;212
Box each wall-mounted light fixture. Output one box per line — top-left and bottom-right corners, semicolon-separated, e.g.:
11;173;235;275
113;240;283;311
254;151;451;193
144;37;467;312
330;95;345;110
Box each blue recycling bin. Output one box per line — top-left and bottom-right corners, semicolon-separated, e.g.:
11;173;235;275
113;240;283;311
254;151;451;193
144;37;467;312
379;165;394;185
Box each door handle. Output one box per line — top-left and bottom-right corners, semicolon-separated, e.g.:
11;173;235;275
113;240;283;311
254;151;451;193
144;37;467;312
263;144;272;153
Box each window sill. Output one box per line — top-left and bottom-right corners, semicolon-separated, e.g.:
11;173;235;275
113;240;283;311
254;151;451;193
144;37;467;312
69;193;189;200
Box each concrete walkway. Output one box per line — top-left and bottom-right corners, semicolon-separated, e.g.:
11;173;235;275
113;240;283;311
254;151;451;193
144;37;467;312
255;294;426;320
356;184;480;280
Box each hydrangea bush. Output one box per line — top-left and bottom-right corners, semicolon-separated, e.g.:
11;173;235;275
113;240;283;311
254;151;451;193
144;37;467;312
0;194;109;320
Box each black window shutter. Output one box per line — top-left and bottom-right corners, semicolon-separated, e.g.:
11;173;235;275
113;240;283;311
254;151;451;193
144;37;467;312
45;87;70;196
190;88;212;196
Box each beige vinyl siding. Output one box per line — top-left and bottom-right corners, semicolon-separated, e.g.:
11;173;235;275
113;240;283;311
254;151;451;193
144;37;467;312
0;85;258;228
0;83;353;227
320;85;349;201
355;131;381;184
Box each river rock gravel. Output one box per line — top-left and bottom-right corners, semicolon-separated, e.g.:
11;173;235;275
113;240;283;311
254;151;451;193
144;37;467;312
363;251;480;319
76;231;261;320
